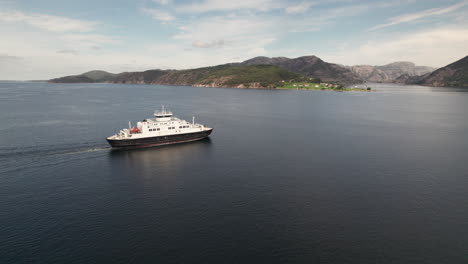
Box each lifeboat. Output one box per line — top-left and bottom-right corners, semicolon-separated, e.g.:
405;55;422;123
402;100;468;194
130;127;140;133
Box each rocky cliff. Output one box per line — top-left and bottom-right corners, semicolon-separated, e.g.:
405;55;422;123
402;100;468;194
413;55;468;87
349;62;434;83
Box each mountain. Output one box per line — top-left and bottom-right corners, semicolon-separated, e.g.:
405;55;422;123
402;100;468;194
393;73;429;84
51;65;302;88
349;62;435;83
49;55;362;86
413;55;468;87
113;64;302;88
240;56;362;84
50;70;116;83
81;70;117;82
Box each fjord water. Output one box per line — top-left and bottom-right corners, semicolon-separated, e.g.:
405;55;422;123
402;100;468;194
1;82;468;263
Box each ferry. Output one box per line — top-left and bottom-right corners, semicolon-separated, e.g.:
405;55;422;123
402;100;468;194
106;107;213;148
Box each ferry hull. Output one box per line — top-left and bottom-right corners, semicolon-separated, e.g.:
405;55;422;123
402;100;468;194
106;129;213;148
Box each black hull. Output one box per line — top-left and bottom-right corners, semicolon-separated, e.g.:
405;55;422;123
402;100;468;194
106;129;213;148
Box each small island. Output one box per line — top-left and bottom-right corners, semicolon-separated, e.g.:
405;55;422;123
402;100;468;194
278;81;371;91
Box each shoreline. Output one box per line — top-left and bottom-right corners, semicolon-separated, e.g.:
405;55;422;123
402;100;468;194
276;87;371;92
47;80;373;91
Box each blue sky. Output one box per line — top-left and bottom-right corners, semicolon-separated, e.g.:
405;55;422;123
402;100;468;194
1;0;468;79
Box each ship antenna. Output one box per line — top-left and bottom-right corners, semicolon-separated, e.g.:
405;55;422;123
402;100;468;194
128;121;131;128
192;116;195;125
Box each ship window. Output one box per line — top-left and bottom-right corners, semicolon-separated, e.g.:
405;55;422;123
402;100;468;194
157;128;160;131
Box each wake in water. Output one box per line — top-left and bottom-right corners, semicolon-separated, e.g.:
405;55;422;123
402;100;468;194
0;142;112;174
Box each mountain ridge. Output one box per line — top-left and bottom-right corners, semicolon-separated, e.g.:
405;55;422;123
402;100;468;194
349;62;435;83
240;55;362;84
50;55;468;88
50;55;363;87
51;65;304;89
410;55;468;87
50;70;116;83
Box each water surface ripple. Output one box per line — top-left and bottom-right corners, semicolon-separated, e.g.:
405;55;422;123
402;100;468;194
1;82;468;263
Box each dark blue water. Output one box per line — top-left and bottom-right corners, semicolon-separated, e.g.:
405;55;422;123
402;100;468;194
1;82;468;263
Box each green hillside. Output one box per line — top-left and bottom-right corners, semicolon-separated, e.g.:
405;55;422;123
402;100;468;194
51;64;304;88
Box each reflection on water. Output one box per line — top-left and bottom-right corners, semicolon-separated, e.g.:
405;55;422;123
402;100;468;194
110;137;212;157
364;83;468;93
107;138;213;195
109;138;213;173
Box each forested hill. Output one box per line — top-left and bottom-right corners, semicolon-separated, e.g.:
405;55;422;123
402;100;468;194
51;65;304;89
49;55;364;87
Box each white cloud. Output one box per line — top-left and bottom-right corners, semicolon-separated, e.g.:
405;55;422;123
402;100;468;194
0;10;97;32
373;0;417;8
3;0;467;80
369;0;468;31
57;49;80;55
285;2;314;14
169;13;278;64
175;0;281;13
153;0;172;5
61;34;118;45
172;14;277;59
192;39;225;48
142;8;175;22
0;12;121;79
173;15;272;41
323;27;468;67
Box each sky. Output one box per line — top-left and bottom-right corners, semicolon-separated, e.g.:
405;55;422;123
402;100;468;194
1;0;468;80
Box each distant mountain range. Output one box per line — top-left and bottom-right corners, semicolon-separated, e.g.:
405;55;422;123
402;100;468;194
51;65;302;88
49;55;468;88
50;56;361;88
348;62;435;83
